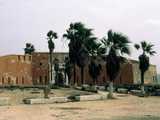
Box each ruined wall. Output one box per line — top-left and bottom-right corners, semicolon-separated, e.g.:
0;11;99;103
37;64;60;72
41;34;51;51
31;52;68;85
0;55;33;85
132;60;157;84
32;53;49;85
0;52;157;86
70;60;134;86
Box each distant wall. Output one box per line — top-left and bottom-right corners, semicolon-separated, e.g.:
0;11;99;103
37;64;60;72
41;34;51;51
70;60;134;86
0;55;33;85
31;52;68;85
132;60;157;84
157;74;160;84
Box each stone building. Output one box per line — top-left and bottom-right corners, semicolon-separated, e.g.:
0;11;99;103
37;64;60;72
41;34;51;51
70;59;157;86
0;52;68;86
0;55;33;85
0;52;157;86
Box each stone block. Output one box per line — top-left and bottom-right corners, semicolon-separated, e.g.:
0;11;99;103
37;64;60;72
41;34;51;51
23;97;68;104
117;88;128;94
0;97;10;106
75;94;103;101
155;89;160;96
97;86;105;90
130;90;142;96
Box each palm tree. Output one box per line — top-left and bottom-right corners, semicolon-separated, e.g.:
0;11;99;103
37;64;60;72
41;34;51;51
63;22;96;85
54;58;59;85
64;57;73;85
89;57;102;85
24;43;35;55
63;23;79;85
134;41;156;95
102;30;131;98
47;30;58;85
88;41;106;85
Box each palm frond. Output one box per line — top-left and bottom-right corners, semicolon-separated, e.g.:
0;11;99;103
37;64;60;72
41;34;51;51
134;44;140;50
121;46;131;55
141;41;147;51
149;51;156;56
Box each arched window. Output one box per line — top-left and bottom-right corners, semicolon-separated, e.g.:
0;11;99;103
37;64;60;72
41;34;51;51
24;56;26;61
29;56;32;61
39;76;42;84
2;77;4;84
16;77;18;84
18;56;21;61
45;76;48;84
22;77;24;84
8;77;11;84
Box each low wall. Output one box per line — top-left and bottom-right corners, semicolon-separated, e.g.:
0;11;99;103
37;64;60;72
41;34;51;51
24;97;68;104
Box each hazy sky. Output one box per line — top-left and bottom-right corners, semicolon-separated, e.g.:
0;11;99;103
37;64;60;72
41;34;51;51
0;0;160;72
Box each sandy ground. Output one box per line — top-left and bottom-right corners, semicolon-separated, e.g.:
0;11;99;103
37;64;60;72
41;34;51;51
0;91;160;120
0;88;93;105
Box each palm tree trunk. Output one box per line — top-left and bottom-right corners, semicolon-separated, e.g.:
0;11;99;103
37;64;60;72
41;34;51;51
73;63;76;85
108;81;114;99
94;78;96;85
81;67;84;85
50;52;53;85
141;71;145;95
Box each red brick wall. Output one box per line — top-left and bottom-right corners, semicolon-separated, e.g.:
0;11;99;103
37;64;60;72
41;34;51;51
32;53;49;85
0;55;33;85
70;62;134;86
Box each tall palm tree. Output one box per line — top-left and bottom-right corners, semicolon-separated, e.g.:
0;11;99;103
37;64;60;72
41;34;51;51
63;23;79;85
63;22;96;85
24;43;35;55
88;41;106;85
102;30;131;98
47;30;58;85
89;57;102;85
134;41;156;95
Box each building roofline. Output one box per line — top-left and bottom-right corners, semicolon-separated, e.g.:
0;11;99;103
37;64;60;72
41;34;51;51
129;59;156;67
0;54;26;58
0;52;69;58
34;52;68;54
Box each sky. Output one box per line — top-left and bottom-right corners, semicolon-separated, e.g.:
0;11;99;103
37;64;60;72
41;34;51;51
0;0;160;73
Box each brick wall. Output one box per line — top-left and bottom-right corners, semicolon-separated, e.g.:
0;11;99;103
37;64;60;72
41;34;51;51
0;55;33;86
70;61;134;86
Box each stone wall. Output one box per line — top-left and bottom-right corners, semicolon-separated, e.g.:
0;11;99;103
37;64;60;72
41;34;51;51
0;55;33;85
132;60;157;84
70;60;134;86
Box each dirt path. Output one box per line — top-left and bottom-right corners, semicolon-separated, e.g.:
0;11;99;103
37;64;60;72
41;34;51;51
0;94;160;120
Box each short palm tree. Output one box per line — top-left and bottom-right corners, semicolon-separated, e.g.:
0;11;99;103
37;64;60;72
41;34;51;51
134;41;156;95
24;43;35;55
64;57;73;85
54;58;59;85
102;30;131;98
47;30;58;85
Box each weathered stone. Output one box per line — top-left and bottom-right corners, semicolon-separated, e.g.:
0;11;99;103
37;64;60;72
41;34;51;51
155;89;160;96
117;88;128;94
75;95;102;101
74;93;108;101
23;97;68;104
82;84;90;90
130;90;142;96
0;97;10;106
97;86;105;90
